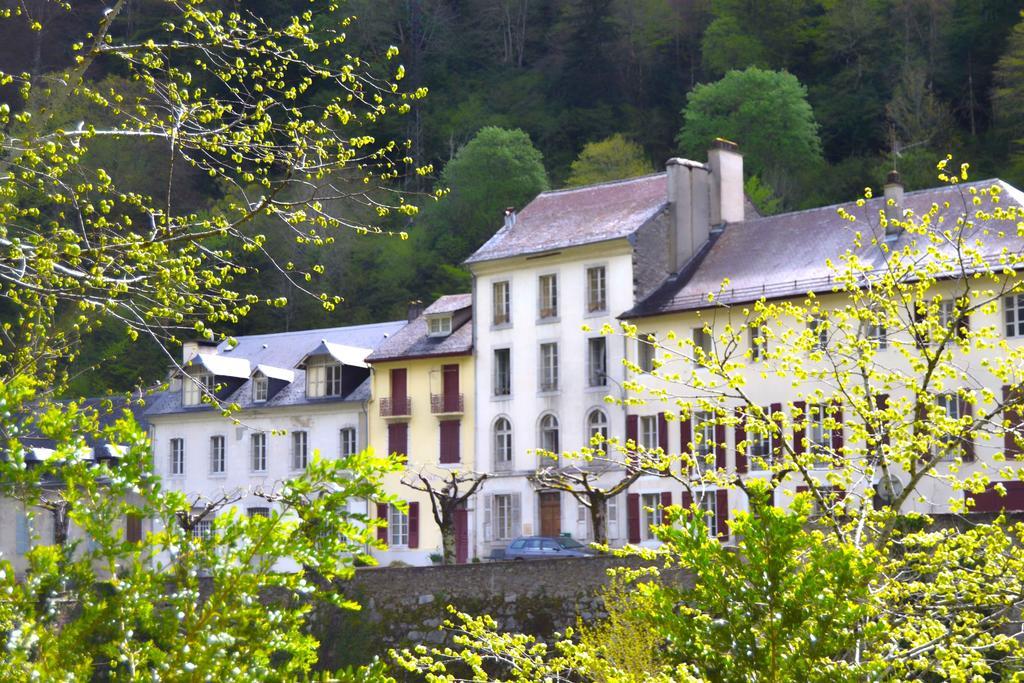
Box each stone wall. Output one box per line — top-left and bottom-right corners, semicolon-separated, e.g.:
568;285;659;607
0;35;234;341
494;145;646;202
308;556;690;671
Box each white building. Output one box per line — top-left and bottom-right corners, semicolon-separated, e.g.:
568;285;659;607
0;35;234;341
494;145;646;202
465;141;750;555
144;321;404;567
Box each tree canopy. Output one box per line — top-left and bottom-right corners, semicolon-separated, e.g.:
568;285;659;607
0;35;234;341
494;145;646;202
566;134;652;187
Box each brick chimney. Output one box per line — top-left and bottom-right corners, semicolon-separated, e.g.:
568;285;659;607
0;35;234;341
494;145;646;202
707;138;744;226
407;300;425;322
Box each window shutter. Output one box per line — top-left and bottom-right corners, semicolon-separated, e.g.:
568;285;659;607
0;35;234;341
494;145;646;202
1004;385;1023;459
830;400;844;454
126;514;142;543
408;502;420;548
439;420;460;463
376;503;388;544
627;493;641;543
793;401;807;454
390;368;407;406
960;397;975;462
483;495;493;542
770;403;783;458
715;422;727;470
660;491;672;524
388;422;408;458
680;412;693;453
734;407;748;473
681;491;693;509
511;494;522;537
658;412;669;452
715;489;729;539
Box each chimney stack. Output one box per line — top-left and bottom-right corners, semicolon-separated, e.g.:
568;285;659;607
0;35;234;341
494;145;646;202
883;170;904;241
666;157;711;272
707;138;744;226
407;300;424;322
503;207;517;230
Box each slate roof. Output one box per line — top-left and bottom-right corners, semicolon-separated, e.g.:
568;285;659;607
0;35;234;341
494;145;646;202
366;294;472;362
625;179;1024;318
17;395;148;462
183;353;251;379
144;320;404;416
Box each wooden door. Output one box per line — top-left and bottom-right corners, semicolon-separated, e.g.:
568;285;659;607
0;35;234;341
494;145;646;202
454;505;468;564
539;492;561;537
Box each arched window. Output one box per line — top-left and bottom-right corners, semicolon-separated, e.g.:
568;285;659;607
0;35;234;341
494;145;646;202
586;409;608;454
493;417;513;471
539;413;560;454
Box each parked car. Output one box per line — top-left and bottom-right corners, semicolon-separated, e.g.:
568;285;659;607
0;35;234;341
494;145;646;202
504;535;597;560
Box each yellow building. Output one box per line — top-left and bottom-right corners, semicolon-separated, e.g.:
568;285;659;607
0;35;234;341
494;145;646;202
365;294;476;565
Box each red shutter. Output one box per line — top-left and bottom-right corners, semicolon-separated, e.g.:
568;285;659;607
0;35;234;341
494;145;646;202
439;420;460;463
831;400;844;454
658;412;669;452
715;422;727;470
442;364;459;411
388;422;408;457
680;413;693;453
126;515;142;543
960;397;975;462
376;503;388;543
770;403;783;459
793;401;807;454
734;407;748;474
966;481;1024;512
1004;385;1022;459
796;485;808;494
715;489;729;539
627;493;641;543
660;491;672;524
408;502;420;548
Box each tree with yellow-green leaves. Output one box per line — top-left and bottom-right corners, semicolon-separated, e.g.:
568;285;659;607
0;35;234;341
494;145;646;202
393;161;1024;680
0;1;423;679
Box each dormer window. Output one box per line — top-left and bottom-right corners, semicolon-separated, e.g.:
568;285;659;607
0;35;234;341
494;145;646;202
306;356;343;398
183;371;214;406
427;315;453;337
252;376;268;402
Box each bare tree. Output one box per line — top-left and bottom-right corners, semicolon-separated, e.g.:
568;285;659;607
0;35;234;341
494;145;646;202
402;470;487;564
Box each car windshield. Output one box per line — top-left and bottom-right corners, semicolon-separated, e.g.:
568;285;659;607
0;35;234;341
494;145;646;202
558;538;584;549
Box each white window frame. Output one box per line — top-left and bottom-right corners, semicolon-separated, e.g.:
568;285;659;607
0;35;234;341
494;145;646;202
539;342;559;392
251;432;267;472
493;280;511;326
808;404;832;468
306;357;343;398
693;327;712;366
493;348;511;397
539;413;560;455
183;371;214;406
641;492;660;541
868;323;888;349
639;415;659;450
247;506;270;518
1005;294;1024;338
607;495;619;539
538;273;558;320
749;326;767;361
170;438;185;476
692;411;715;476
252;375;269;403
493;417;513;470
291;430;309;470
637;333;656;372
388;504;409;547
586;265;607;313
192;519;214;540
935;393;964;462
809;315;828;350
586;409;608;454
586;336;607;387
747;408;775;469
698;492;718;537
427;315;453;337
339;427;357;457
209;435;225;474
492;493;518;541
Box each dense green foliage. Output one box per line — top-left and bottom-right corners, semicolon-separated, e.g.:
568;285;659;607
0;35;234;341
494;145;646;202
566;134;652;187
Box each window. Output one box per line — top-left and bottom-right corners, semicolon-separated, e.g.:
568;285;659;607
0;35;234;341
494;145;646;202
493;348;511;397
939;299;970;339
694;411;715;467
252;376;268;402
586;409;608;454
493;417;513;470
640;415;659;450
641;493;660;541
247;507;270;518
491;493;519;541
587;337;607;387
607;495;619;538
808;486;842;517
808;404;832;467
388;504;409;546
749;326;767;361
306;357;343;398
935;393;965;461
539;274;558;319
1006;294;1024;337
493;280;510;326
428;315;452;337
183;371;214;406
192;519;214;540
539;342;559;392
698;493;718;537
747;408;774;468
586;266;607;313
15;510;31;554
637;333;656;372
868;323;887;349
170;438;184;476
209;435;225;474
339;427;357;457
251;433;267;472
693;327;712;366
291;430;308;470
809;316;828;350
539;413;560;454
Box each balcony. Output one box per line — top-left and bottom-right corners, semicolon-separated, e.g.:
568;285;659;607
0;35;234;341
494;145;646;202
431;393;464;415
379;396;412;418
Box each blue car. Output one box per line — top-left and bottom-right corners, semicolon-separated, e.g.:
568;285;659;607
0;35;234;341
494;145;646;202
504;536;596;560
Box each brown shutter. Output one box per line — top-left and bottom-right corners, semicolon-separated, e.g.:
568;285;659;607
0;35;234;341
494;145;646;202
1004;385;1023;459
442;364;459;411
681;491;693;509
439;420;460;463
966;481;1024;512
793;400;807;454
831;400;844;454
408;502;420;548
715;421;727;470
388;422;408;457
660;491;672;524
715;489;729;539
680;411;693;453
658;412;669;452
627;493;641;543
390;368;408;412
126;514;142;543
734;407;748;474
376;503;388;543
960;397;975;462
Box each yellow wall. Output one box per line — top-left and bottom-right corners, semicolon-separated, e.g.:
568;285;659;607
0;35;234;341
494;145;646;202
368;352;475;562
